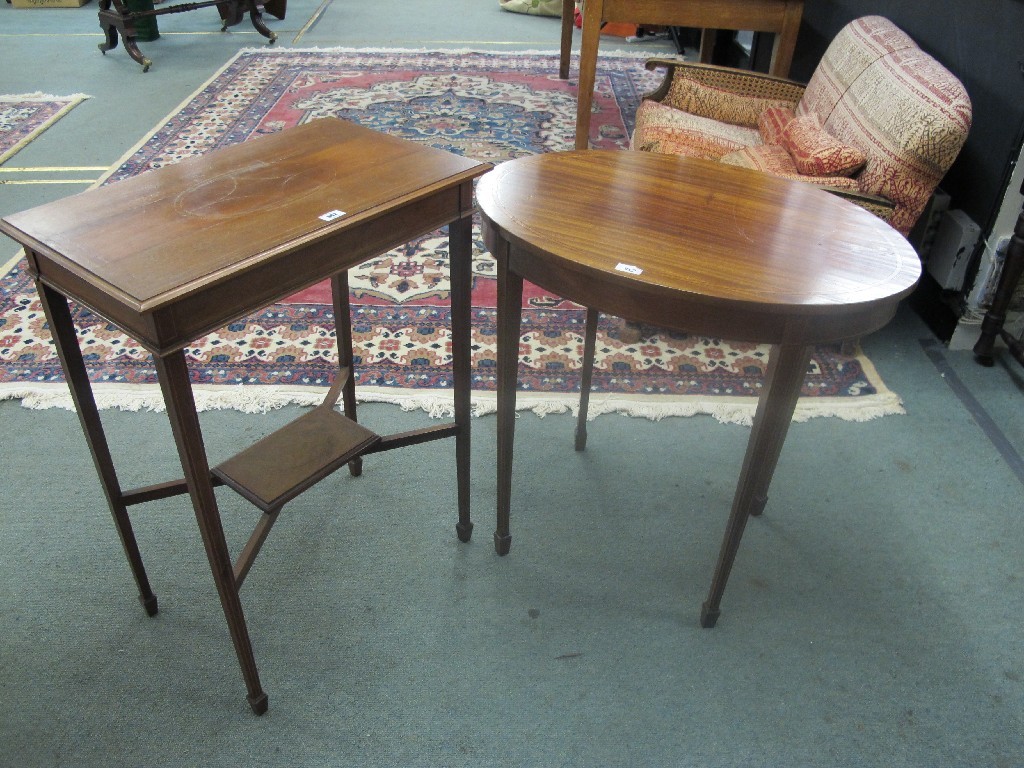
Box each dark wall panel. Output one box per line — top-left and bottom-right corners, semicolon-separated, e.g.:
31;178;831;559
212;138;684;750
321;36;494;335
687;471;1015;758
789;0;1024;234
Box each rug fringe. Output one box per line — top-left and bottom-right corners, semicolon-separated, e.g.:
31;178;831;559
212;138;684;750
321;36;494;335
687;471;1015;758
1;383;905;425
234;46;654;59
0;93;92;102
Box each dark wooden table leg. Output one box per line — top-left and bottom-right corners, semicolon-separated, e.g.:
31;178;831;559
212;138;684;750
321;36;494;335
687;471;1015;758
574;307;599;451
574;0;603;149
450;213;474;543
495;241;524;556
97;0;122;55
700;343;811;628
331;271;363;478
35;282;159;617
153;351;268;715
559;0;575;79
244;0;278;43
97;0;153;72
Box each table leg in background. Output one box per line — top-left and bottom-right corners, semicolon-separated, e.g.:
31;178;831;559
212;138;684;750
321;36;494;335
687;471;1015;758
769;1;803;77
574;0;604;149
559;0;575;79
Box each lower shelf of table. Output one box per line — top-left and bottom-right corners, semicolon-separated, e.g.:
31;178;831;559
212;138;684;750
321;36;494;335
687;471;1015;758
212;406;381;513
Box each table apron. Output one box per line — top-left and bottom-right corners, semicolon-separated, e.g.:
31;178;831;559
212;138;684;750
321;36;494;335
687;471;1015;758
600;0;796;30
503;239;903;346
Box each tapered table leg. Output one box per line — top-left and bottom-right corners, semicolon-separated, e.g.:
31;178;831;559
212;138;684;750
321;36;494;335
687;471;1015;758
332;271;364;478
35;282;158;617
153;352;268;714
574;307;599;451
559;0;575;79
450;214;474;542
700;343;812;627
495;245;524;556
574;0;603;149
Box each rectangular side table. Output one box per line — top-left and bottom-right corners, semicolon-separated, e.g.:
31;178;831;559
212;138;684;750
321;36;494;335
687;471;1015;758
0;118;490;714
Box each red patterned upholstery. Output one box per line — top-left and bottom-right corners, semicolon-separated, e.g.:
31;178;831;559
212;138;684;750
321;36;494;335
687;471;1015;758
633;101;760;160
720;145;861;190
632;16;972;236
796;16;918;123
780;113;866;177
758;105;796;146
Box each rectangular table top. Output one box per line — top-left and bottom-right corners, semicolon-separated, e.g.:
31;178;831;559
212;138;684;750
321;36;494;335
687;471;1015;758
1;119;489;353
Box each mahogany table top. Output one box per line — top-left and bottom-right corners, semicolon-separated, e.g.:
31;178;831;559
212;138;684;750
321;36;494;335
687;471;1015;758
477;150;920;344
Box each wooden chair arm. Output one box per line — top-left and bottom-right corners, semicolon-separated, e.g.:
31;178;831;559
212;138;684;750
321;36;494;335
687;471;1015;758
643;59;806;106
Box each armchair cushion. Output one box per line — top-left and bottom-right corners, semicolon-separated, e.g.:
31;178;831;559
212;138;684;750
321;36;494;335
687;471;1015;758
632;101;760;160
780;114;866;177
757;105;796;145
663;77;794;128
720;146;861;191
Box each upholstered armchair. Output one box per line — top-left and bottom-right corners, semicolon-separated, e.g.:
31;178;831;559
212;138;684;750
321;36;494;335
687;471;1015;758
631;15;973;238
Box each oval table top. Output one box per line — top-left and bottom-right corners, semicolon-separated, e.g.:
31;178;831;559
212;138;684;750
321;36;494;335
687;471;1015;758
476;150;921;345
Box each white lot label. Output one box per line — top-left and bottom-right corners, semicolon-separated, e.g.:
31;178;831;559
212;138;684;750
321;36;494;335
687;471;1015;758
319;210;346;222
615;263;643;275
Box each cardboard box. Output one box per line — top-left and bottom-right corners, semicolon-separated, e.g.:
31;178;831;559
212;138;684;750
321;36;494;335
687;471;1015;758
11;0;91;7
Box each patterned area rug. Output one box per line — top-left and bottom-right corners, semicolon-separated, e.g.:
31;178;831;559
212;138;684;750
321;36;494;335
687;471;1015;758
0;93;89;164
0;49;903;424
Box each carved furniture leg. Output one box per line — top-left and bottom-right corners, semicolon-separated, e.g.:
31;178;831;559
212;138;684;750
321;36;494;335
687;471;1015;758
700;343;811;627
97;0;122;54
98;0;153;72
245;0;278;43
35;282;159;617
153;351;268;714
495;241;524;556
120;35;152;72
